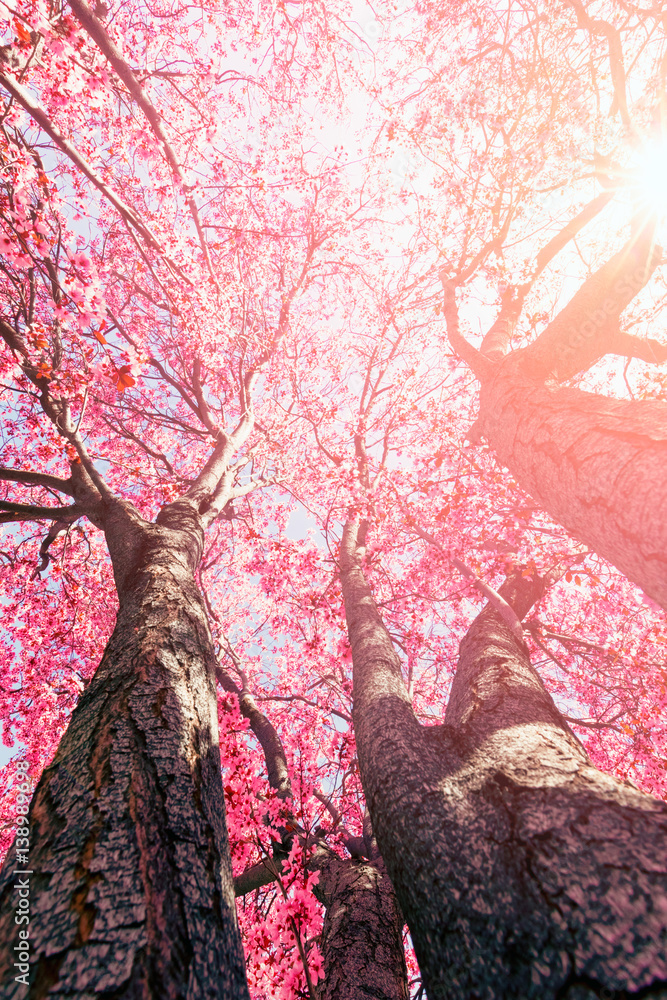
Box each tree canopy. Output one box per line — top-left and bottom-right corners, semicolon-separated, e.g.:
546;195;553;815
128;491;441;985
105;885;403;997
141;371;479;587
1;0;667;997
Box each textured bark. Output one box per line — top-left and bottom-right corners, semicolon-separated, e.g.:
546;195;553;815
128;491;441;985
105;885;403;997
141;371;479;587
341;523;667;1000
313;855;408;1000
440;211;667;618
0;504;249;1000
478;367;667;611
442;216;667;613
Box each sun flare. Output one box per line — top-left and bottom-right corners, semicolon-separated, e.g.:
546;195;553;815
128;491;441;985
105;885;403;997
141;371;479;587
634;142;667;212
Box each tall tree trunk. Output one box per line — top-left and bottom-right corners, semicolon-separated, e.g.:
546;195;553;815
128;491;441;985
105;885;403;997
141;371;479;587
0;507;249;1000
341;521;667;1000
477;366;667;611
313;855;408;1000
440;221;667;612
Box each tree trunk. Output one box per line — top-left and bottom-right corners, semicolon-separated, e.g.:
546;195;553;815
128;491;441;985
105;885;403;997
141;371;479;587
477;366;667;611
341;522;667;1000
0;509;249;1000
440;223;667;612
313;855;408;1000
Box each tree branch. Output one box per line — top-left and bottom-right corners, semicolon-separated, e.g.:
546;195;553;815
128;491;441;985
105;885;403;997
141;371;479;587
438;273;495;381
0;501;80;523
256;693;352;725
480;192;616;361
68;0;218;287
0;467;74;496
217;662;293;801
234;857;284;897
0;68;161;249
312;790;366;858
515;214;663;382
561;712;625;734
0;316;112;504
565;0;631;127
606;328;667;364
410;522;525;643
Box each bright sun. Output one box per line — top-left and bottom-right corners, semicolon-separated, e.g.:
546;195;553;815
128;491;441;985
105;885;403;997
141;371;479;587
633;142;667;212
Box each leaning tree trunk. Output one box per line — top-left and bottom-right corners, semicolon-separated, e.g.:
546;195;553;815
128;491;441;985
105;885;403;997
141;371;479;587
440;220;667;613
341;521;667;1000
477;365;667;612
0;506;249;1000
313;854;408;1000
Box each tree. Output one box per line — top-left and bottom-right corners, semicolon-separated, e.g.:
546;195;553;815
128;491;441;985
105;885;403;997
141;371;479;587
1;0;667;997
381;0;667;609
329;2;667;994
340;518;667;998
0;0;367;994
217;252;667;994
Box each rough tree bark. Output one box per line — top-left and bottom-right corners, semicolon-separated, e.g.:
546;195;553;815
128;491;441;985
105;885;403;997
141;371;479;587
0;500;249;1000
442;214;667;611
313;855;408;1000
341;519;667;1000
225;667;409;1000
477;370;667;611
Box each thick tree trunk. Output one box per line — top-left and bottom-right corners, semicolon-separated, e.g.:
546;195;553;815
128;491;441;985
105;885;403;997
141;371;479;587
341;523;667;1000
441;221;667;612
313;855;408;1000
0;509;249;999
477;364;667;611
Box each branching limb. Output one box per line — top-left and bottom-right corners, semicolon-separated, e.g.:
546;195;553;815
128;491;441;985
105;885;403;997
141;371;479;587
515;214;663;381
530;192;616;285
191;358;222;436
312;790;366;858
182;436;234;509
109;312;205;422
101;416;178;478
411;522;524;643
216;659;293;802
233;838;336;897
0;500;82;573
438;272;495;381
565;0;631;127
480;192;615;361
234;857;284;897
220;646;356;900
606;328;667;364
0;501;80;523
0;316;112;504
561;711;625;734
35;516;79;574
200;473;279;527
456;208;514;285
256;693;352;725
0;467;74;496
0;69;161;249
69;0;218;287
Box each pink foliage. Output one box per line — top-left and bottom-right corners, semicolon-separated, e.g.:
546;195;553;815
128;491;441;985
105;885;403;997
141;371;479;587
0;0;666;995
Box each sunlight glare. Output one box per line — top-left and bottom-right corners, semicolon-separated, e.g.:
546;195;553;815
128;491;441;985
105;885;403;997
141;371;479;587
634;142;667;213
